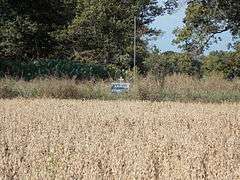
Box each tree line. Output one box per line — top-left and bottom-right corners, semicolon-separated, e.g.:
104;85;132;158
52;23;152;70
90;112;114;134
0;0;239;80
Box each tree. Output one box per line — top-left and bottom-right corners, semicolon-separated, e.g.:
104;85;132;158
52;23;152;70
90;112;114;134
203;48;240;79
201;0;240;35
0;0;76;60
1;0;182;79
145;49;202;80
173;0;240;54
56;0;166;69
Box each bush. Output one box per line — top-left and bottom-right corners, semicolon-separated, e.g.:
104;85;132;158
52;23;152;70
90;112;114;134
202;51;240;79
0;59;124;80
145;51;202;82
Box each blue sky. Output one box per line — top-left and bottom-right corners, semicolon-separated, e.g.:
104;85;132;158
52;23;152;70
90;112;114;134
150;3;234;54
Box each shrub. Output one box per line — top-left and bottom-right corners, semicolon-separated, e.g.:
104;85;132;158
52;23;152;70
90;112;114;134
0;59;124;80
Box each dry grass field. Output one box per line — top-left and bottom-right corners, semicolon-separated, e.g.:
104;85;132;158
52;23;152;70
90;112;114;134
0;99;240;179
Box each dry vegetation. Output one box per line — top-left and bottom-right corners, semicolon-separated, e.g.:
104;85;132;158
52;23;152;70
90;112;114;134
1;74;240;103
0;99;240;179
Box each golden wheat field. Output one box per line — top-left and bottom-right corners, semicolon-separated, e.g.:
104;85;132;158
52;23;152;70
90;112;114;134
0;99;240;179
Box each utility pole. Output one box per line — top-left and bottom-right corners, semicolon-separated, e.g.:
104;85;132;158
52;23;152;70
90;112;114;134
133;16;137;78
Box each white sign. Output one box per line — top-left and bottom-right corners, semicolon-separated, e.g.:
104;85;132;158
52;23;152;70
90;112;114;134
111;83;130;93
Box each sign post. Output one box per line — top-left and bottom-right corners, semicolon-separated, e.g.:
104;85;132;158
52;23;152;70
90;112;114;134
111;77;130;94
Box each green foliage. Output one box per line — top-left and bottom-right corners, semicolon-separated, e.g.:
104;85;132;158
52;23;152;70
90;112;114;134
203;50;240;79
58;0;165;68
0;59;124;80
0;0;166;62
173;0;240;55
201;0;240;35
0;0;76;60
145;50;202;80
1;0;179;79
0;0;239;81
171;0;239;80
